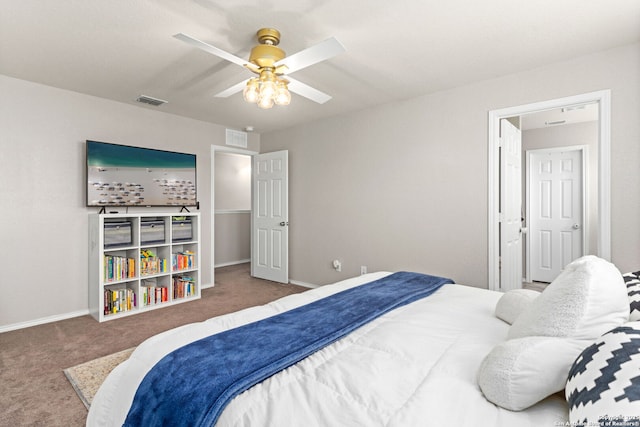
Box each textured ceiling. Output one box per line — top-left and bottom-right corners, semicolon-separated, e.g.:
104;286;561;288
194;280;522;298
1;0;639;133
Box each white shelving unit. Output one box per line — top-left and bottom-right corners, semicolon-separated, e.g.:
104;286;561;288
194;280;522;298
89;212;201;322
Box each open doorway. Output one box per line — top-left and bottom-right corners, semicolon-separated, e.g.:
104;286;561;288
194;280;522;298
211;146;290;286
211;146;257;287
488;90;611;292
521;104;599;289
214;152;252;268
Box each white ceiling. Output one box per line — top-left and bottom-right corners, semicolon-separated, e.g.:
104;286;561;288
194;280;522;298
1;0;639;134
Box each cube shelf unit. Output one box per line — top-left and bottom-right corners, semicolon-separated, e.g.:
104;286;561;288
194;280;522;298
89;212;201;322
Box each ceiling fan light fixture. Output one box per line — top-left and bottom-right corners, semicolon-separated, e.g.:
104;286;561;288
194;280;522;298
243;67;291;109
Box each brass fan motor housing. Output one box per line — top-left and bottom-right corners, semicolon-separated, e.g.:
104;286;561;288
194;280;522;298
257;28;281;45
249;28;286;71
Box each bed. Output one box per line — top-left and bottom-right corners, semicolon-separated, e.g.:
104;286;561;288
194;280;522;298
87;256;640;427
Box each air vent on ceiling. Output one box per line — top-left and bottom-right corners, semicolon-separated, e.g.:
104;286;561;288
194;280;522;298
226;129;248;148
136;95;168;106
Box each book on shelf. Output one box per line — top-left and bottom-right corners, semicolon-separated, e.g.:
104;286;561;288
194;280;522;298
172;250;196;271
140;249;168;275
141;281;169;306
104;288;136;315
103;255;136;282
172;275;196;299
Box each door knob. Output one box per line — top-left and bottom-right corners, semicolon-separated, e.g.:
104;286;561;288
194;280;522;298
572;224;581;229
279;221;289;226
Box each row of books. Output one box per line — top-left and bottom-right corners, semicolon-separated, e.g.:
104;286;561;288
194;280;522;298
140;256;168;275
173;276;196;299
104;255;136;282
172;250;196;271
104;279;198;315
142;284;169;306
104;250;196;280
104;288;136;315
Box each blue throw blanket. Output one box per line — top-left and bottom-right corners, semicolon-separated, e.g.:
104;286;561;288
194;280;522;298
124;271;453;426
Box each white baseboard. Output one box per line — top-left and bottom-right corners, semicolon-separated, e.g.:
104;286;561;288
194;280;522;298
214;259;251;268
0;309;89;334
289;279;319;289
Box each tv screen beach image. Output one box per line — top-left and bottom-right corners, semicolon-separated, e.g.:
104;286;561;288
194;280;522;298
87;141;197;207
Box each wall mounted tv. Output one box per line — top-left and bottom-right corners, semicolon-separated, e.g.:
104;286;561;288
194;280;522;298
86;140;197;207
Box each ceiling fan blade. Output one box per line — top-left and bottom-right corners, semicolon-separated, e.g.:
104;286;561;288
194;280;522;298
173;33;259;72
214;80;250;98
286;77;332;104
276;37;345;74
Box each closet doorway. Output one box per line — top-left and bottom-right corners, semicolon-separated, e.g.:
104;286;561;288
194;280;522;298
212;147;256;285
488;90;611;292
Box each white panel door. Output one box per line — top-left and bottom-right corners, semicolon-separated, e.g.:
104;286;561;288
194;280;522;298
251;150;288;283
529;148;584;282
500;119;523;291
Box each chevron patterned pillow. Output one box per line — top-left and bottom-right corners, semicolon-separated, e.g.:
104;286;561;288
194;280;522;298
623;271;640;321
565;323;640;426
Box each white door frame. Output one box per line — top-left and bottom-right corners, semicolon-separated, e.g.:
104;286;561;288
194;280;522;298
488;90;611;291
525;145;588;283
210;145;259;288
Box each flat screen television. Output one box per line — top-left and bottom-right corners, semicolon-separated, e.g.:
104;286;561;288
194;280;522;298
86;140;197;207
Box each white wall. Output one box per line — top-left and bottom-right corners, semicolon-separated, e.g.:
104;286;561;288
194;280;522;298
214;213;251;266
261;43;640;288
0;75;260;329
214;153;252;210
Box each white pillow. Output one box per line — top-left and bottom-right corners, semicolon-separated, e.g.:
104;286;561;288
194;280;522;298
566;322;640;424
478;336;588;411
509;256;629;340
495;289;540;325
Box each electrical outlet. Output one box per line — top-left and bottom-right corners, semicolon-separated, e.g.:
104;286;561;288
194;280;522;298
332;260;342;272
360;266;367;275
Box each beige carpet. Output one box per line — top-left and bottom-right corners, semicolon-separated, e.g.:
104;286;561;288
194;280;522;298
64;347;135;409
1;263;307;426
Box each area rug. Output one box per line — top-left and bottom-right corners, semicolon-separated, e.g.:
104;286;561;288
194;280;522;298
63;347;135;409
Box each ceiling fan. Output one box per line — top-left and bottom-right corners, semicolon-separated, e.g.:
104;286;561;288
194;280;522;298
174;29;345;108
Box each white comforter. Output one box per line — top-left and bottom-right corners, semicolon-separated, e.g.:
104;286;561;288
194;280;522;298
87;272;569;426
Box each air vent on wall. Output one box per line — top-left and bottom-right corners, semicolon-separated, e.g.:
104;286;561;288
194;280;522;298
135;95;168;106
226;129;248;148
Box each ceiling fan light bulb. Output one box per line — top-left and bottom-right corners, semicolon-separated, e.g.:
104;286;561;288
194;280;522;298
257;96;274;109
259;80;276;100
274;87;291;106
243;79;259;103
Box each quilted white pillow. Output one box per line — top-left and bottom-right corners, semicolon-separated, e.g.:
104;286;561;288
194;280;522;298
566;322;640;425
509;256;629;340
478;336;588;411
495;289;540;325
